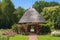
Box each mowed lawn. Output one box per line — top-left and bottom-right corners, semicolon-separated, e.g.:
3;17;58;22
0;35;28;40
9;35;28;40
38;35;60;40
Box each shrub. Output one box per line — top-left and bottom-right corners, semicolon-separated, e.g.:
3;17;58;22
2;30;17;36
0;35;9;40
12;24;20;34
51;31;60;37
40;24;51;34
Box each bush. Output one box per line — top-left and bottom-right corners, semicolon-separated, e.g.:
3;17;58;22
0;35;9;40
40;25;51;34
2;29;17;36
12;24;20;34
51;31;60;37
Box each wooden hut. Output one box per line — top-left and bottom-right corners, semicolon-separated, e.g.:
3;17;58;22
18;7;46;34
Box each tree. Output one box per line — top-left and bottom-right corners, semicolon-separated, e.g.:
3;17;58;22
1;0;15;29
33;1;60;13
54;11;60;29
14;7;25;21
41;6;60;29
0;2;2;28
0;2;1;21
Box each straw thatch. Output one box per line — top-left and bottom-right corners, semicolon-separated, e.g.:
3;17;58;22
18;7;46;23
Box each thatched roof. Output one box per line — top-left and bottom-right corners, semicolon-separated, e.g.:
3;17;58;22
18;7;46;23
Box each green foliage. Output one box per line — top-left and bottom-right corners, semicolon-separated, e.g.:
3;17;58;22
0;35;9;40
0;0;25;29
41;6;60;29
0;2;1;17
14;7;25;21
0;0;17;28
0;2;1;12
33;1;60;13
40;24;51;34
54;13;60;29
0;1;3;28
12;24;20;34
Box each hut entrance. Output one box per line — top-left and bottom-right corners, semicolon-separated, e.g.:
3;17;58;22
27;25;36;34
30;25;35;33
27;24;41;34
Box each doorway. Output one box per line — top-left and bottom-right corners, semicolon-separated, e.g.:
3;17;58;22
27;25;40;34
27;24;41;34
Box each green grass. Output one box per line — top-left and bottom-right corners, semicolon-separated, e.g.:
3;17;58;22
0;35;28;40
9;35;28;40
0;29;28;40
1;29;60;40
38;35;60;40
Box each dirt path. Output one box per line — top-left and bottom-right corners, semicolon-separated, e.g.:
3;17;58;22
29;33;37;40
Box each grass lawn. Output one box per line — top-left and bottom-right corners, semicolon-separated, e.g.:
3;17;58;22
0;29;28;40
0;35;28;40
0;29;60;40
9;35;28;40
38;35;60;40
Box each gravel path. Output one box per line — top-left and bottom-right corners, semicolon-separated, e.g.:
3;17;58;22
29;33;37;40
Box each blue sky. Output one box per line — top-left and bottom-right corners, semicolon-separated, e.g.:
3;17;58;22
11;0;60;9
11;0;37;9
0;0;60;9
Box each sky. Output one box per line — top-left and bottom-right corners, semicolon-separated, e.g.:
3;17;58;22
11;0;60;9
0;0;60;9
11;0;37;9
